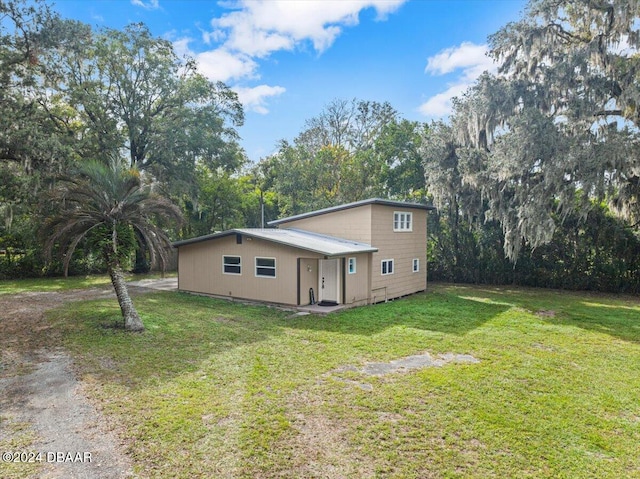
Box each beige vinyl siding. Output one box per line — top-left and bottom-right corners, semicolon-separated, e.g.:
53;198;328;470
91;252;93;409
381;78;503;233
280;204;373;243
178;201;429;307
178;234;323;305
343;253;370;306
279;207;374;306
370;204;427;301
298;258;319;306
278;202;428;302
294;254;370;306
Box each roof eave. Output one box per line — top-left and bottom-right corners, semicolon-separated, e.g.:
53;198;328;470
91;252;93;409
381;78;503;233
268;198;436;226
246;234;377;257
172;230;237;248
173;229;378;256
322;248;379;257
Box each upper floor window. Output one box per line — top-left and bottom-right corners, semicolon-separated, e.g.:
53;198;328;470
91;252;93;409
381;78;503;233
393;211;412;232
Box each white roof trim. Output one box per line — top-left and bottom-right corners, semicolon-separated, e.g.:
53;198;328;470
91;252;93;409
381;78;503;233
173;228;378;257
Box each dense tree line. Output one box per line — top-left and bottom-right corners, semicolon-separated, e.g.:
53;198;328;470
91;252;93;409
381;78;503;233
1;0;639;295
422;0;640;291
257;99;426;216
0;0;243;278
256;99;640;293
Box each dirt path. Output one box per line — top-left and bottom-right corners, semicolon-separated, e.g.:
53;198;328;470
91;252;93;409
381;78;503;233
0;287;140;479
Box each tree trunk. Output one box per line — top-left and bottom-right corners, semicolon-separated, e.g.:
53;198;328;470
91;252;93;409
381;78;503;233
109;265;144;331
133;234;150;274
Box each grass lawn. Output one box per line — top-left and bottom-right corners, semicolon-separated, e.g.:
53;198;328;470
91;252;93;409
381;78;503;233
0;272;175;295
13;283;640;477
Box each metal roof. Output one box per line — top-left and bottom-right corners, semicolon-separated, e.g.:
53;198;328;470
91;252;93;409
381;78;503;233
268;197;435;226
173;228;378;257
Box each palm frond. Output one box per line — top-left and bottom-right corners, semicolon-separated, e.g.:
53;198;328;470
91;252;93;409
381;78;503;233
41;159;183;274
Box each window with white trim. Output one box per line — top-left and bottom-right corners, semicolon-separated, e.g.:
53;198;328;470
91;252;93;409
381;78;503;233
223;255;241;275
393;211;412;231
381;259;394;275
348;257;356;274
412;258;420;273
255;257;276;277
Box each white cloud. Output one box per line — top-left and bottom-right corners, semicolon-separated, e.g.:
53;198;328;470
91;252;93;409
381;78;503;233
170;37;284;113
426;42;495;77
195;48;258;83
419;42;498;118
216;19;294;58
131;0;160;10
183;0;405;115
201;28;226;45
233;85;287;114
418;83;468;117
173;36;257;83
210;0;406;57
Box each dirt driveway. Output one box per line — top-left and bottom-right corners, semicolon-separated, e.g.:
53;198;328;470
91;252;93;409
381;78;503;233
0;281;173;479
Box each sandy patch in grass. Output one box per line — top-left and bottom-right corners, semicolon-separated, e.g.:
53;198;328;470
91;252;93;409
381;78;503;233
276;349;480;479
0;288;114;378
0;286;154;478
0;350;134;479
290;413;374;478
333;352;480;379
280;389;376;478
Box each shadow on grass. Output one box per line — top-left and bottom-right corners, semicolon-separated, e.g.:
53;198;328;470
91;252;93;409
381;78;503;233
45;288;510;391
287;290;509;337
50;283;640;394
47;291;290;389
542;300;640;344
433;283;640;344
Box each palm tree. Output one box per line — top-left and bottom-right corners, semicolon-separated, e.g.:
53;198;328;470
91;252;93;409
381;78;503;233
43;159;183;331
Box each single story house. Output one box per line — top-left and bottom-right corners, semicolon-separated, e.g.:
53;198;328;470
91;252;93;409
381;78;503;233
174;198;435;308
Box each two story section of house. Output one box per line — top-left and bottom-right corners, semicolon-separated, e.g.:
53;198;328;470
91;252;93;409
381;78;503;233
269;198;434;304
174;198;435;308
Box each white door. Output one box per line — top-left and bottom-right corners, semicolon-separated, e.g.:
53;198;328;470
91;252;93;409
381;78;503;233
319;259;339;303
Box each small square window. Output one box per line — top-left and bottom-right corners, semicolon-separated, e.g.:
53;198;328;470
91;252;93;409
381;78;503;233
348;257;356;274
393;211;413;231
223;255;241;275
255;257;276;277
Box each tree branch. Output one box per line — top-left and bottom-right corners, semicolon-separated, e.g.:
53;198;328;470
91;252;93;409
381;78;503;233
594;109;624;117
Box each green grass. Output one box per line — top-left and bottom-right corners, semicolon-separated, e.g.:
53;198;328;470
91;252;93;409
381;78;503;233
0;272;175;295
0;275;112;294
15;284;640;477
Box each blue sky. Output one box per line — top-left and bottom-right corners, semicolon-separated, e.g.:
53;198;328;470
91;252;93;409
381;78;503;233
52;0;527;163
